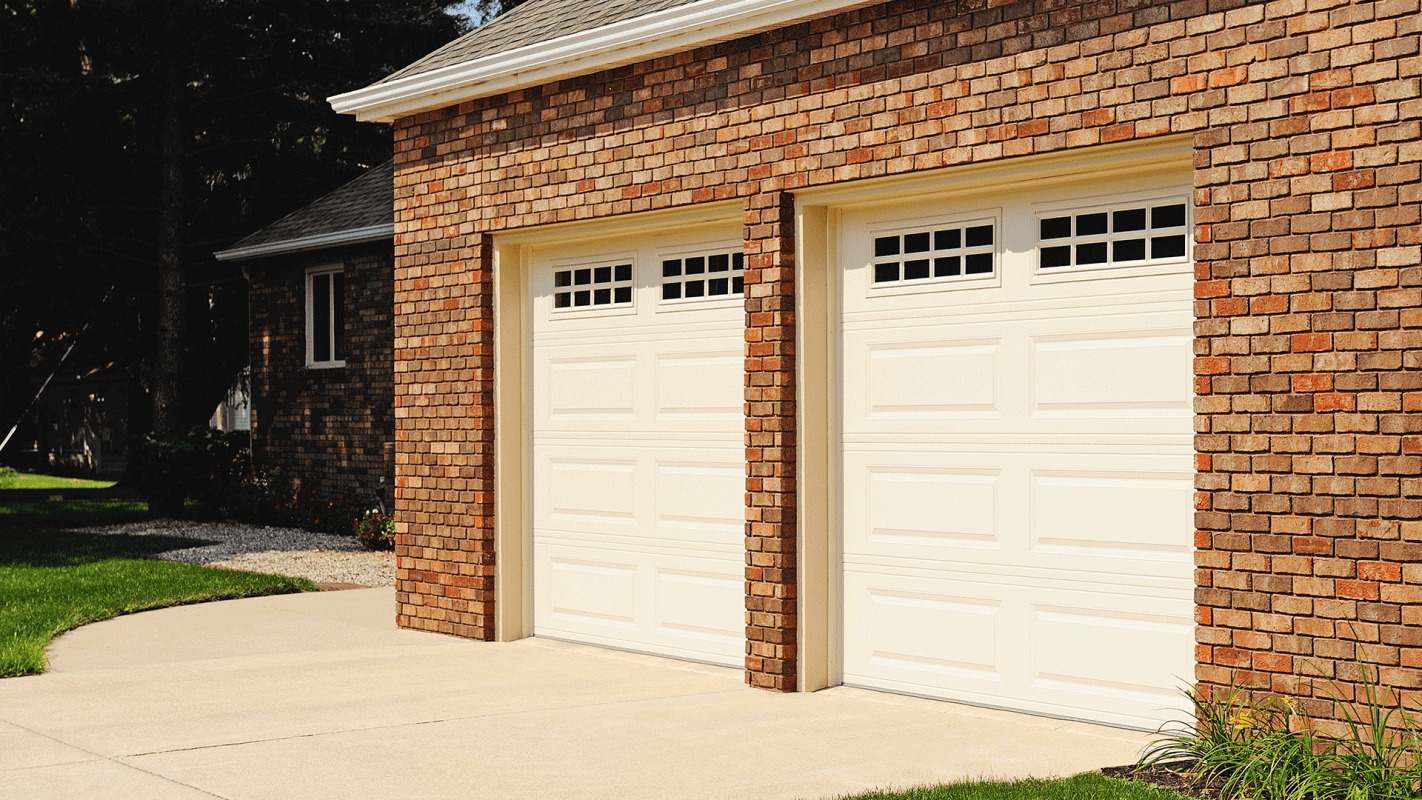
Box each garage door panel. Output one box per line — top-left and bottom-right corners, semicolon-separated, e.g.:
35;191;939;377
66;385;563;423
655;351;742;420
532;228;745;666
840;179;1193;728
654;461;743;536
1030;603;1193;708
1029;470;1193;563
534;540;742;666
1028;331;1193;420
863;339;1001;420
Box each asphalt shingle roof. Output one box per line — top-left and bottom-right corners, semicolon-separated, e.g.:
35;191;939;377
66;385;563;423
220;161;393;256
377;0;699;85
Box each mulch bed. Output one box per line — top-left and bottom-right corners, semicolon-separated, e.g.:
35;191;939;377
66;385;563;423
1100;765;1229;798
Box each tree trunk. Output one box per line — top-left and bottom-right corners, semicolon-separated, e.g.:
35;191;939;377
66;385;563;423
152;77;185;436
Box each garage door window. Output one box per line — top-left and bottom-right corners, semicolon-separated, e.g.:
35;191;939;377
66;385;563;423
1038;200;1188;271
871;220;994;286
661;250;744;302
554;263;634;309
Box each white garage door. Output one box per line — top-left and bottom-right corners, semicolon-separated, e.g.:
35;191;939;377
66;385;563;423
839;176;1196;728
531;227;746;666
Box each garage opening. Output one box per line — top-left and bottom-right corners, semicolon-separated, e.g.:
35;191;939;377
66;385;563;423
528;225;746;666
831;166;1196;729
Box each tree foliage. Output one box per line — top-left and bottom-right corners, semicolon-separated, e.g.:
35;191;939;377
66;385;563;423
0;0;468;435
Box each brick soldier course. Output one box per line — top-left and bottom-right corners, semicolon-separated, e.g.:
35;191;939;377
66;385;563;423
370;0;1421;714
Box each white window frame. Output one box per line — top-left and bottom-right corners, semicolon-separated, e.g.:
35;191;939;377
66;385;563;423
305;264;345;369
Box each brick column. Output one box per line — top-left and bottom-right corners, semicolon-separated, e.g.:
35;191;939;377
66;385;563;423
744;191;797;691
392;151;496;639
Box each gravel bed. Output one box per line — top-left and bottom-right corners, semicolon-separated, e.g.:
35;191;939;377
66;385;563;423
65;519;395;587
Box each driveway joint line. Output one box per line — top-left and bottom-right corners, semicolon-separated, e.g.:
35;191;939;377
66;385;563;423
1;718;232;799
117;686;750;758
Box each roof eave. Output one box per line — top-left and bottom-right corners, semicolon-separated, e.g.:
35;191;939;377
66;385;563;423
329;0;874;123
214;224;395;262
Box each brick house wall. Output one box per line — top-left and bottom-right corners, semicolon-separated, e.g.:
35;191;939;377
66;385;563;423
248;244;396;507
389;0;1421;714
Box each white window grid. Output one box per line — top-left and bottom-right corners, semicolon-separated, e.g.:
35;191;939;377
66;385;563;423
870;218;997;288
305;265;344;369
660;250;744;304
553;262;635;311
1036;199;1190;272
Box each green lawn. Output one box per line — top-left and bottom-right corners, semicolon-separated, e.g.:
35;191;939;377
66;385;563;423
0;470;117;491
839;774;1182;799
0;471;314;677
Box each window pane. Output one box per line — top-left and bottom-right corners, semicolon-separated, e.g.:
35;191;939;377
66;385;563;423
709;254;729;272
662;260;682;277
966;225;993;247
708;277;729;295
332;272;345;362
732;276;743;294
1040;246;1071;269
554;270;572;287
574;290;591;306
934;256;960;276
934;229;961;250
904;259;930;280
1152;204;1187;228
685;257;705;275
555;292;572;308
574;268;592;285
874;236;900;257
685;280;705;298
1151;234;1187;259
904;232;931;254
615;263;633;282
1113;208;1146;232
593;288;611;305
965;253;993;274
311;274;330;363
1113;238;1147;262
614;286;632;304
874;262;900;283
594;266;612;284
1040;216;1071;240
1076;213;1108;236
663;283;681;300
1076;242;1108;264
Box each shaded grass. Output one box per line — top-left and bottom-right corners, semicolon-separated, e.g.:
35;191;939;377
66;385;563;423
838;774;1186;799
0;481;315;677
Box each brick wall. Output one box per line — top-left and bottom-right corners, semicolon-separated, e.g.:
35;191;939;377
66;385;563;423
391;0;1421;711
248;245;395;507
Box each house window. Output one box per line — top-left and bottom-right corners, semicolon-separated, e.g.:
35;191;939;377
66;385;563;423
871;220;996;286
306;266;345;368
1037;200;1189;271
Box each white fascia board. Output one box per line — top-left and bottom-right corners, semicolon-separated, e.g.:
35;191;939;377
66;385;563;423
214;224;394;262
329;0;875;123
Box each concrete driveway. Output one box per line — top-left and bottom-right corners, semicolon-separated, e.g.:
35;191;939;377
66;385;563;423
0;588;1151;799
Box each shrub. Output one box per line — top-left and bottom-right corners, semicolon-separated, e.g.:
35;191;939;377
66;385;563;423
0;467;17;489
1141;666;1422;800
354;512;395;550
128;427;249;518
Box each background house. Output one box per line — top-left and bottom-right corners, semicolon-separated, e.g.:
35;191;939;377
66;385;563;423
216;162;396;507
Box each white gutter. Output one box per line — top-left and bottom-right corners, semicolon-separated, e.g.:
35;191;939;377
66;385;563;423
214;224;394;261
329;0;875;123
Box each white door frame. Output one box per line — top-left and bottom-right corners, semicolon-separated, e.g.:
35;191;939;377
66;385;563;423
490;200;746;642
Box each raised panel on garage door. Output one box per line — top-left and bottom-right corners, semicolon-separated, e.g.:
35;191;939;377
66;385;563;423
839;175;1195;729
532;227;745;666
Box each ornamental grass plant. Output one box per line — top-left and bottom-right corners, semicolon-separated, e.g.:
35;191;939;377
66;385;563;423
1140;666;1422;799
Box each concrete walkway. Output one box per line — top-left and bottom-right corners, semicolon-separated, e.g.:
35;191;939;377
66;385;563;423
1;589;1151;800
